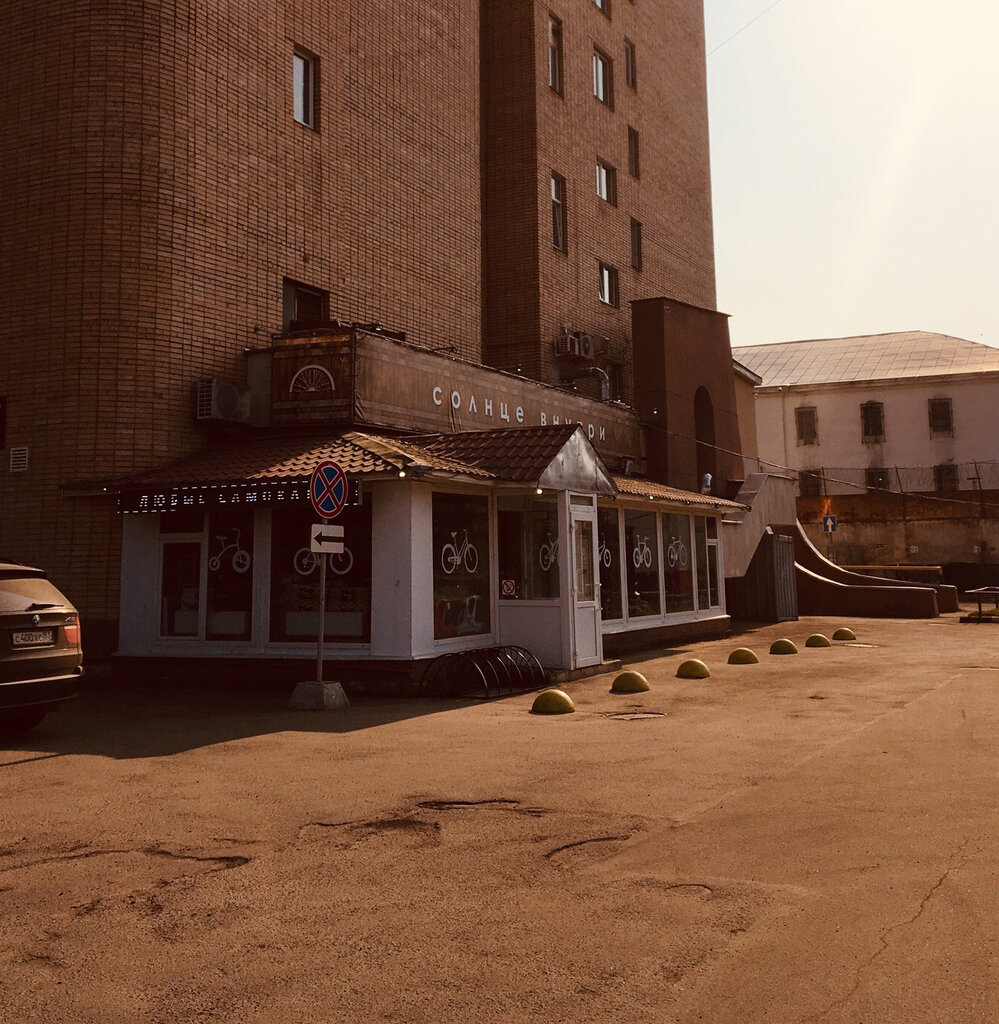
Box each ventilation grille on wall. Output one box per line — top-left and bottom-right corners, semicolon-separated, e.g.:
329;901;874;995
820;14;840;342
9;447;28;472
195;379;251;423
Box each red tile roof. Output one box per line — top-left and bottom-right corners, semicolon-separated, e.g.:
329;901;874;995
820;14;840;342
613;476;746;510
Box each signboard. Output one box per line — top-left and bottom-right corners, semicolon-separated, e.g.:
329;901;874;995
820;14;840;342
822;514;837;533
310;460;348;519
311;522;345;554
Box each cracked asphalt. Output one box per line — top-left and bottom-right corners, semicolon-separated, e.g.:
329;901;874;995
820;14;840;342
2;614;998;1023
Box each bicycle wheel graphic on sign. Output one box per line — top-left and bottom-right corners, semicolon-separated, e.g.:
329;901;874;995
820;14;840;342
441;530;479;574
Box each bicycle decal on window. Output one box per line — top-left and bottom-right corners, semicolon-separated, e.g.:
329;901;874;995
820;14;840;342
666;535;688;568
441;530;479;575
539;532;559;571
632;533;653;569
293;546;354;576
208;529;251;573
597;534;612;568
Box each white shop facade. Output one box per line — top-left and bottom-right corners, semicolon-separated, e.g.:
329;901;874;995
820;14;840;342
113;332;742;677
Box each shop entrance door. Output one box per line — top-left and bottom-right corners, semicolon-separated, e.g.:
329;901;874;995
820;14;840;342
570;507;602;668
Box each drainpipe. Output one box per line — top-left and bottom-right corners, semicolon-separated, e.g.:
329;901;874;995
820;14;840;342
559;365;611;401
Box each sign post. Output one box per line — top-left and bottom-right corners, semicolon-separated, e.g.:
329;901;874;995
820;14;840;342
289;461;350;711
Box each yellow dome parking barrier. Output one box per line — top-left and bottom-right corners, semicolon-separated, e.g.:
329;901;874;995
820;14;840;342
728;647;759;664
531;689;576;714
769;638;799;655
833;627;857;641
805;633;832;648
611;670;651;693
676;658;710;679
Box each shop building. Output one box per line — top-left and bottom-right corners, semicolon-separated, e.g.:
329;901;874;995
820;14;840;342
1;0;764;672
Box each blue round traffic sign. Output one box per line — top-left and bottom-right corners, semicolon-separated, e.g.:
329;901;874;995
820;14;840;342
310;460;348;519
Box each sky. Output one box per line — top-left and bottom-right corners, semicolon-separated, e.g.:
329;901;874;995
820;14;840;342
702;0;999;349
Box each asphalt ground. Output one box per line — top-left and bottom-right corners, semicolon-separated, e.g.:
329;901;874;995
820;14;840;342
1;613;997;1023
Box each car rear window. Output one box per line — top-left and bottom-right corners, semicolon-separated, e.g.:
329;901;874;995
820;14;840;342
0;576;70;612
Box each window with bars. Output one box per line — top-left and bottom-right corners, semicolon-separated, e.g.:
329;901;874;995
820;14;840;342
934;463;959;492
861;401;885;442
795;406;818;445
928;397;953;435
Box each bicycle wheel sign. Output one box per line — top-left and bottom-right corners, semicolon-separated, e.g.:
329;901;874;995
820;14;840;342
310;460;348;519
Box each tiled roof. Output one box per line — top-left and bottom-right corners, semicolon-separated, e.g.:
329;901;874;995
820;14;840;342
613;476;747;510
734;332;999;387
407;425;582;481
115;427;587;490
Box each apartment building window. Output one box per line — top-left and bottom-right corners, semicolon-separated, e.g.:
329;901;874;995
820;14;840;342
799;470;823;498
595;159;617;204
293;50;317;129
627;126;640;177
624;39;637;88
630;218;642;270
551;172;567;252
795;406;818;445
548;16;563;94
593;49;613;107
861;401;885;442
283;279;329;330
928;397;953;435
865;467;891;493
598;262;619;306
591;0;610;14
934;463;959;492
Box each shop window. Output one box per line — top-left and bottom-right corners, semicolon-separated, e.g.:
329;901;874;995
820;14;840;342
624;509;661;617
270;504;372;643
694;516;720;610
928;397;953;435
497;497;559;601
160;541;201;637
861;401;885;442
433;493;491;639
795;407;818;445
662;513;694;613
597;506;623;620
205;509;254;641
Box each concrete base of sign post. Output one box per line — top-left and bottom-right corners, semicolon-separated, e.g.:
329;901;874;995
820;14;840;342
288;680;350;712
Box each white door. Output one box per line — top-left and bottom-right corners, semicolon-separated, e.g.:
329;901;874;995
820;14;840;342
570;508;603;668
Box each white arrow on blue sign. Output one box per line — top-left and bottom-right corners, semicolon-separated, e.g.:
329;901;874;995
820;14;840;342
822;514;837;533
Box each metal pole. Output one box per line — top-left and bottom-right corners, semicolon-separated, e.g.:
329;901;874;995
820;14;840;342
316;554;327;683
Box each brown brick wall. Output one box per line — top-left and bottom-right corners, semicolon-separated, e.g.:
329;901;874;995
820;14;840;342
0;0;481;650
483;0;717;403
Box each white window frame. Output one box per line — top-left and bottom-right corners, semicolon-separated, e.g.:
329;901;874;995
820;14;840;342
592;50;612;106
293;50;316;129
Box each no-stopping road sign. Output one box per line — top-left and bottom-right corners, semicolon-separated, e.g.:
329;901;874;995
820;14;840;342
310;460;348;519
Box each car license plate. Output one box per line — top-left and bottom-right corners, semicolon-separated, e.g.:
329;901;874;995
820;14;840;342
11;629;55;648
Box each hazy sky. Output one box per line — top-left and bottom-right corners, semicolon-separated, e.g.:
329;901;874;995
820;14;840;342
703;1;999;349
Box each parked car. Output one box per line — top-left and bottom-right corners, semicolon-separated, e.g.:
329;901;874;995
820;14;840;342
0;562;83;736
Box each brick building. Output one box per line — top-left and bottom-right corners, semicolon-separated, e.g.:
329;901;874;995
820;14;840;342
1;0;747;671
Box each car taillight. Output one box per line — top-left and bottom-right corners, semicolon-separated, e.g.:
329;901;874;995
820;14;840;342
64;620;81;646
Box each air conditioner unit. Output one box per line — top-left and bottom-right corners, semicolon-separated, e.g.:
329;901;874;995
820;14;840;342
554;334;581;357
195;378;250;423
578;333;595;360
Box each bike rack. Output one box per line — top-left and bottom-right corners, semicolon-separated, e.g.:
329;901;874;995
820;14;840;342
419;645;546;699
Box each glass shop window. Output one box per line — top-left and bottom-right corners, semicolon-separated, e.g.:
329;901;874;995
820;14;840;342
270;504;372;643
624;509;661;618
205;510;254;641
433;493;491;640
597;506;622;620
574;519;595;601
662;513;694;614
694;516;721;610
497;497;559;601
160;541;202;637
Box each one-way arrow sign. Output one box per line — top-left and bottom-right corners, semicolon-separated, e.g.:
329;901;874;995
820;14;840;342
311;522;345;554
